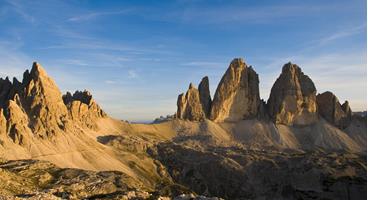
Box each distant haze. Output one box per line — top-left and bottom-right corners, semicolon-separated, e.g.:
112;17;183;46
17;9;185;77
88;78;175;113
0;0;366;122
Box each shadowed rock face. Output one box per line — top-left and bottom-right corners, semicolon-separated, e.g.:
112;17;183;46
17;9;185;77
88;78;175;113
267;62;317;126
210;58;261;122
154;141;366;200
176;83;206;121
317;91;352;129
0;62;106;143
341;100;352;120
198;76;212;118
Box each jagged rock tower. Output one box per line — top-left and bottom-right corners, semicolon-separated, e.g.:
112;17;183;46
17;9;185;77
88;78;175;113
0;62;107;144
210;58;261;122
316;91;352;129
176;83;206;121
267;62;318;126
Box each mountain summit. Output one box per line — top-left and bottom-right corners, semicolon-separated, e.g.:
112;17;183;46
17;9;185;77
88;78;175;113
175;58;366;152
0;60;365;199
0;62;106;144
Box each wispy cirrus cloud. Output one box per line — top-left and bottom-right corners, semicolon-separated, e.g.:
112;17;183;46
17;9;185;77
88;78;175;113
318;24;366;45
181;61;226;68
153;3;343;24
68;9;132;22
5;0;36;23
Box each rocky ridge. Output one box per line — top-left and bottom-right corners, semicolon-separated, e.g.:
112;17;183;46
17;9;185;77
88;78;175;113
0;62;106;145
63;90;106;130
176;58;360;130
0;60;365;200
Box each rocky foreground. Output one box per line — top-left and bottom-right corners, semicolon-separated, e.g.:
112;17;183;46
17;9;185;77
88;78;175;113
0;146;365;200
0;158;225;200
0;59;366;199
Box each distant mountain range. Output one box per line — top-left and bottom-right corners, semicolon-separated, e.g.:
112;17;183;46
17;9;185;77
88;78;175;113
0;59;365;199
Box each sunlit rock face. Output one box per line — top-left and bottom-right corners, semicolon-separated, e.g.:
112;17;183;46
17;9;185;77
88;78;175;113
63;90;107;130
0;62;107;144
317;91;352;129
210;58;261;122
0;62;70;140
267;62;318;126
176;83;206;121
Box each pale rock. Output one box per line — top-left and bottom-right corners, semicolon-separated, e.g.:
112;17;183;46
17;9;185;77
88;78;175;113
176;83;205;121
21;62;69;137
0;109;6;136
4;99;32;144
63;90;106;130
210;58;260;122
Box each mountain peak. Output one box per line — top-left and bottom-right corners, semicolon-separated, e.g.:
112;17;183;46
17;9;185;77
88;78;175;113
30;62;48;78
268;62;317;125
210;57;260;122
230;58;246;69
198;76;212;118
189;83;195;89
281;62;301;74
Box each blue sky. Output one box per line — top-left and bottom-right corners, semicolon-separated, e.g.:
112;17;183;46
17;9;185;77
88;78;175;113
0;0;366;122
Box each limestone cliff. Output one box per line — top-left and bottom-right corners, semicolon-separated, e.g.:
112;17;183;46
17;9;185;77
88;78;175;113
267;62;317;126
316;91;352;129
210;58;261;122
176;83;206;121
20;62;70;137
0;62;107;144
